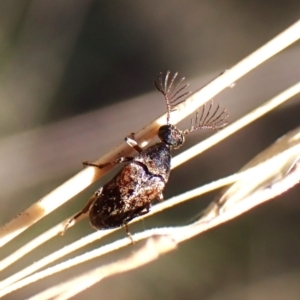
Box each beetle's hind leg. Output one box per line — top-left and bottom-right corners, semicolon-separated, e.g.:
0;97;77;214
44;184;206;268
62;190;101;235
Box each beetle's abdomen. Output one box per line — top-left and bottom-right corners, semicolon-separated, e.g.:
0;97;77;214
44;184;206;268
89;162;165;230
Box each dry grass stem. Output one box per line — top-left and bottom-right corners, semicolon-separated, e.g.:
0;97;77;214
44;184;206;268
27;236;177;300
173;80;300;168
0;20;299;247
0;19;300;300
1;98;300;298
1;79;299;291
8;132;299;299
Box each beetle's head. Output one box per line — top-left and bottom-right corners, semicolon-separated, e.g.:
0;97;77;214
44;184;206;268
158;124;185;149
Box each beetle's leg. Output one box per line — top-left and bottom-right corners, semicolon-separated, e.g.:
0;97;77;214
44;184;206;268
157;192;164;202
123;204;152;243
125;133;143;153
83;156;134;168
62;190;101;234
124;224;134;244
131;205;151;221
83;134;143;168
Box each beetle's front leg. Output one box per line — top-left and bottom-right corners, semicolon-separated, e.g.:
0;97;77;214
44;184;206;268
82;133;143;168
125;133;143;153
83;156;134;169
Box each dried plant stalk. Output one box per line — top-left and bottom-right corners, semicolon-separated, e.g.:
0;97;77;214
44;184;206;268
0;19;300;300
1;20;300;248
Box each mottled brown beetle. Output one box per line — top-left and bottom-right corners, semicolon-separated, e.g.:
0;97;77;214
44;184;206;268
64;71;228;238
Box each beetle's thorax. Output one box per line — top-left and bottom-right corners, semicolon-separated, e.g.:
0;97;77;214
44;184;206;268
133;143;171;182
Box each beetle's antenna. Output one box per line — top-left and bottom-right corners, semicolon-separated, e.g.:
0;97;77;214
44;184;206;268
184;100;228;135
154;71;191;124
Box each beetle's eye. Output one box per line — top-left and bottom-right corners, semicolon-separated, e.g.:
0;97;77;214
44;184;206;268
158;125;184;149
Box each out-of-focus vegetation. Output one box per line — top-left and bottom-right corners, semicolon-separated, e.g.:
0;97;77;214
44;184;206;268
0;1;300;299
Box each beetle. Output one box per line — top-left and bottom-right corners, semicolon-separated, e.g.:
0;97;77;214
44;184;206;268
63;71;228;238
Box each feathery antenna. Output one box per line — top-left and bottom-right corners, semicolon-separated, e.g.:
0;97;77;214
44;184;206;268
184;100;228;135
154;71;190;124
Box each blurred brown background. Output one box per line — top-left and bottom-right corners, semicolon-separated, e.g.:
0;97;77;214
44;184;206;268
0;1;300;299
